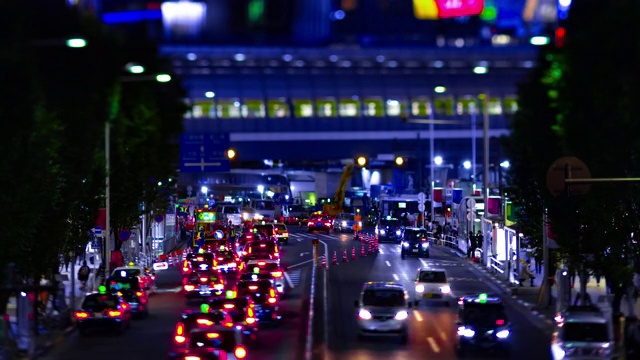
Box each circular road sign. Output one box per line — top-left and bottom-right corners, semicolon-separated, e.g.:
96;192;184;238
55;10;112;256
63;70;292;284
417;192;426;204
154;214;165;223
118;230;131;242
418;203;426;212
546;156;591;197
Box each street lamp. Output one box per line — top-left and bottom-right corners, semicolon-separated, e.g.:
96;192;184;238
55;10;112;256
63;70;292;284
500;160;510;169
201;186;209;195
65;38;87;48
463;160;472;170
394;156;404;166
434;156;443;166
226;149;237;160
257;185;265;199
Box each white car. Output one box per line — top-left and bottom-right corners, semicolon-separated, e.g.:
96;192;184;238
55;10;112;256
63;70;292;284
111;264;156;293
245;259;286;295
219;205;243;226
414;268;453;306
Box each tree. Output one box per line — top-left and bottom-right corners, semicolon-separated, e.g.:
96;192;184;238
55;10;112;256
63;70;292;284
505;0;640;312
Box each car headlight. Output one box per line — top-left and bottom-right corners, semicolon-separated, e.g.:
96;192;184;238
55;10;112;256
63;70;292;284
457;326;475;338
421;242;429;248
358;309;372;320
402;242;409;247
440;285;451;294
380;230;386;235
394;311;409;320
395;229;402;236
341;221;347;226
415;285;424;293
496;329;510;339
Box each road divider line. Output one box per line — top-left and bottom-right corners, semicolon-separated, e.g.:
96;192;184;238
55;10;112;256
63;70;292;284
403;273;409;280
393;273;400;281
379;248;384;254
419;258;429;268
427;336;440;353
304;254;317;360
284;271;295;289
440;331;448;341
385;260;391;267
319;238;329;360
414;311;423;322
289;259;314;269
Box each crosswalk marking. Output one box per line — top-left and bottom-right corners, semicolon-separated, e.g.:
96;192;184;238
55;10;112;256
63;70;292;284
285;269;301;288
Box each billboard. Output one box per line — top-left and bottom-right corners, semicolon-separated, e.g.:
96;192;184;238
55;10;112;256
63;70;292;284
414;0;485;20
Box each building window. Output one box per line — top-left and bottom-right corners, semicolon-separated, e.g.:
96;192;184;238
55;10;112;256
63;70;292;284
503;97;518;114
316;99;337;117
241;99;266;118
293;99;313;117
488;98;502;115
267;99;290;118
363;98;384;117
411;97;431;116
339;99;359;117
216;100;241;118
192;100;213;118
386;99;403;116
457;97;477;115
434;97;455;116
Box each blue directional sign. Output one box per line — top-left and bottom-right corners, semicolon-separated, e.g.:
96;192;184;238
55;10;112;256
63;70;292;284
180;133;231;173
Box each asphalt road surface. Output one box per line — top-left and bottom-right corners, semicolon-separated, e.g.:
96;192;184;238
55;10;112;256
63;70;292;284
43;228;314;360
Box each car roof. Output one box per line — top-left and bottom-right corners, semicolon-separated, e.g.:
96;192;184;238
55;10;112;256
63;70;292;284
362;281;405;291
246;259;278;264
461;293;503;305
418;267;446;273
405;227;427;231
562;306;607;323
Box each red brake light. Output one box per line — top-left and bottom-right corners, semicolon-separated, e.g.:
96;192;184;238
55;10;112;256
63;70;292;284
199;277;208;283
257;261;266;266
196;319;214;326
206;333;220;339
74;311;89;319
135;291;144;297
223;303;235;309
259;244;266;248
184;285;195;291
248;285;258;291
246;317;256;324
234;345;247;359
218;257;223;260
174;322;186;344
272;271;283;278
108;310;122;317
197;256;204;261
267;297;277;304
269;289;276;297
496;319;505;326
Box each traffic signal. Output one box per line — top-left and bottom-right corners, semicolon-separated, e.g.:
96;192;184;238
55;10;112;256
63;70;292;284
395;156;404;166
356;156;368;167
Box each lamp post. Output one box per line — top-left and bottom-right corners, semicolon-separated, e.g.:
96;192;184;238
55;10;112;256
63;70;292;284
482;93;491;267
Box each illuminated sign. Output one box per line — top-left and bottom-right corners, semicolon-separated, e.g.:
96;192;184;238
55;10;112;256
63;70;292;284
196;211;216;222
413;0;484;19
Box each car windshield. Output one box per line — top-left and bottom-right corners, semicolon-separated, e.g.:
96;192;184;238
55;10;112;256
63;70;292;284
223;207;240;214
275;224;287;231
82;295;118;311
253;201;275;211
462;304;507;327
362;290;406;307
113;268;141;278
405;230;428;239
561;322;609;342
418;271;447;283
189;329;237;351
380;219;401;227
107;277;141;291
254;226;274;235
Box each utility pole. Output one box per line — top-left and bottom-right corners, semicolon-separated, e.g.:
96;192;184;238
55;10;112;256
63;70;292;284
429;106;435;223
482;93;491;267
105;119;111;277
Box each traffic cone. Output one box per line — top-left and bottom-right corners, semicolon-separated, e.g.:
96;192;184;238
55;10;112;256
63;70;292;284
361;245;366;257
332;251;338;265
342;248;348;262
368;241;373;254
351;247;357;260
320;255;327;268
374;238;379;253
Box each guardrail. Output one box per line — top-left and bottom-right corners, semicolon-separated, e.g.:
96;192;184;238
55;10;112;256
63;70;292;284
489;255;505;274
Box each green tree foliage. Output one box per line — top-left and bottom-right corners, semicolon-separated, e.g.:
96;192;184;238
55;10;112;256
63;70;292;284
505;0;640;311
0;2;185;302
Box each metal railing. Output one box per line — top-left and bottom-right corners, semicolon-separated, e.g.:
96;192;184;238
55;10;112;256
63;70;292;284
489;255;505;274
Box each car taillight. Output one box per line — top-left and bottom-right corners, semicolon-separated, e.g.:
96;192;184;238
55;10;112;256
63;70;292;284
223;303;235;309
199;277;208;283
308;222;313;226
173;323;187;344
182;267;190;273
496;319;505;326
121;303;130;310
206;332;220;339
184;357;201;360
213;284;224;290
268;297;277;304
196;318;214;326
234;345;247;359
257;261;266;266
246;317;256;324
324;222;331;226
74;311;89;319
248;285;258;291
271;271;283;277
259;244;266;248
136;291;144;297
269;289;276;297
108;310;122;317
184;285;195;291
224;322;234;327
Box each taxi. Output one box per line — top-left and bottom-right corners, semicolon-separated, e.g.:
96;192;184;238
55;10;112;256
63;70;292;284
106;274;149;318
273;222;289;245
111;263;156;293
213;246;241;274
74;286;132;335
241;240;280;263
236;278;281;324
208;293;259;342
245;259;286;295
183;270;226;301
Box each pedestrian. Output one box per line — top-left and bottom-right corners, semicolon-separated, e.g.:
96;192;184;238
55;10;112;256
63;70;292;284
519;260;535;287
534;251;543;274
77;260;90;290
63;252;71;272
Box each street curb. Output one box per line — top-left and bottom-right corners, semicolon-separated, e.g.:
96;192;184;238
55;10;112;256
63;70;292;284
436;245;555;333
17;325;75;359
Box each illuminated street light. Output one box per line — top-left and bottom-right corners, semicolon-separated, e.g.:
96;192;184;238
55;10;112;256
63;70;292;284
201;186;209;195
500;160;510;169
434;156;443;166
257;185;265;199
226;149;237;160
463;160;472;169
473;66;488;74
434;86;446;94
125;62;145;74
356;156;368;167
66;38;87;48
395;156;404;166
530;36;550;46
156;74;172;83
205;91;215;98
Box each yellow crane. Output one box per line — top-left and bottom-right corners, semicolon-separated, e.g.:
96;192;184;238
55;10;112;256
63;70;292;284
323;164;353;216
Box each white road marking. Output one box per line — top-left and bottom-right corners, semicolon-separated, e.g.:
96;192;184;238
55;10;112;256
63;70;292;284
427;336;440;353
414;311;423;322
284;271;295;288
419;258;429;268
288;259;314;269
393;273;400;281
403;273;409;280
379;248;384;254
385;261;391;267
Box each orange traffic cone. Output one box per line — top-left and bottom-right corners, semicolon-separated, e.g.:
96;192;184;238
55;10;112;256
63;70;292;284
374;238;379;253
361;245;366;257
332;251;338;265
368;241;373;254
351;247;357;260
342;248;348;262
320;255;327;268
